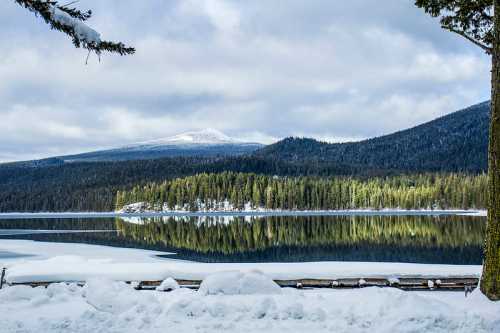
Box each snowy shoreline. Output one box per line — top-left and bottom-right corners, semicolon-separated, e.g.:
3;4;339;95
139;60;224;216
5;258;483;284
1;242;497;332
0;240;483;284
0;244;497;333
1;280;498;333
0;209;487;219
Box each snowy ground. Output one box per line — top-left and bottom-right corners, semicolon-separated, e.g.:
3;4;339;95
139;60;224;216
0;240;497;332
1;240;481;283
0;277;498;333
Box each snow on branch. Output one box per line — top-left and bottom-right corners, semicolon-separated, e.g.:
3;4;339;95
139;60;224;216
14;0;135;57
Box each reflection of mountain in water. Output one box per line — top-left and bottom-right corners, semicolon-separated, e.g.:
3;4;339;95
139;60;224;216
115;215;485;264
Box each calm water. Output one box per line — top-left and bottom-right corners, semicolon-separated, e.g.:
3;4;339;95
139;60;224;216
0;215;486;264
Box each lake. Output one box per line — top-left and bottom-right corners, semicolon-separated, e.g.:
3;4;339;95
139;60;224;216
0;214;486;264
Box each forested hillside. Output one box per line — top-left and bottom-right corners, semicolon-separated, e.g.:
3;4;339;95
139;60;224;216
117;172;488;211
0;101;489;212
0;156;356;212
256;102;490;172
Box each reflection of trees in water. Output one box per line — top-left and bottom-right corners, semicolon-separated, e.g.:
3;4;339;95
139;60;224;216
0;216;486;264
170;243;483;264
115;215;485;264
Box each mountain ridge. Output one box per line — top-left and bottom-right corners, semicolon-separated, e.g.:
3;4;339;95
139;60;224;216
0;101;490;212
254;101;490;172
38;128;264;163
2;102;489;169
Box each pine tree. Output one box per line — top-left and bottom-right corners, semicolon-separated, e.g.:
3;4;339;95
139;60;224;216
416;0;499;301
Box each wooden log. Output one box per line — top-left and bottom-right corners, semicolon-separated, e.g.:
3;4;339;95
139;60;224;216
7;276;480;292
0;268;5;290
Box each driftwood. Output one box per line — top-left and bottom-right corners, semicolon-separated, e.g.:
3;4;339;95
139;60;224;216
0;268;5;289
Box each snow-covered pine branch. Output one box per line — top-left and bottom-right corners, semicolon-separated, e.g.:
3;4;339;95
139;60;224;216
14;0;135;56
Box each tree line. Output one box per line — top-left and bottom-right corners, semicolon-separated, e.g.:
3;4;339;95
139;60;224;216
0;155;357;212
116;172;488;211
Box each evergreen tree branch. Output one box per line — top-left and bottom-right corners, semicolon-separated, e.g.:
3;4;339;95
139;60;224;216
444;26;493;54
14;0;134;56
57;5;91;22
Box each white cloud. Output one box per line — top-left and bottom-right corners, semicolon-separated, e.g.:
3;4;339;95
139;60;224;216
0;0;491;161
177;0;240;35
0;105;86;142
202;0;240;34
407;52;486;82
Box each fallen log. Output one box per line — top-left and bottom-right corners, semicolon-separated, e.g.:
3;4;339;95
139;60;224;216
7;276;479;292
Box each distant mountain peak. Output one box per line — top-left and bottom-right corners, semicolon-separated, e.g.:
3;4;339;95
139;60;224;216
40;128;264;163
132;128;243;146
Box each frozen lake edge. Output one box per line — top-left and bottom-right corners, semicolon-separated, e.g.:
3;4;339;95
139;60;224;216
0;209;487;219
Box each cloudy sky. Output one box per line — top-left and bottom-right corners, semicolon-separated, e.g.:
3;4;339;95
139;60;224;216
0;0;491;162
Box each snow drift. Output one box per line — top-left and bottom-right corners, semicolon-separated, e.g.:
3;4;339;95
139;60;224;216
198;270;282;295
0;278;498;333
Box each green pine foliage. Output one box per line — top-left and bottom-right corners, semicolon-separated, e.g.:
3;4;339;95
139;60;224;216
117;172;488;211
14;0;134;56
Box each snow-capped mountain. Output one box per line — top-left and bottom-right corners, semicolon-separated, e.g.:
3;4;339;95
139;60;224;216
126;128;243;148
59;129;264;162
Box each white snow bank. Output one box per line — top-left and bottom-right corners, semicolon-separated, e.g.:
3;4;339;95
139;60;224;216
458;210;487;217
199;270;281;295
0;279;498;333
0;209;486;219
156;277;179;292
4;254;482;284
1;240;482;284
83;278;152;314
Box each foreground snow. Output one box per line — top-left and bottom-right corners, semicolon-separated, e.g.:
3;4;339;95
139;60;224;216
0;277;498;333
5;256;482;284
1;240;481;283
1;241;497;332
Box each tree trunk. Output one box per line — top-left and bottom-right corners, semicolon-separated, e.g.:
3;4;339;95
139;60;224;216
480;0;500;301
